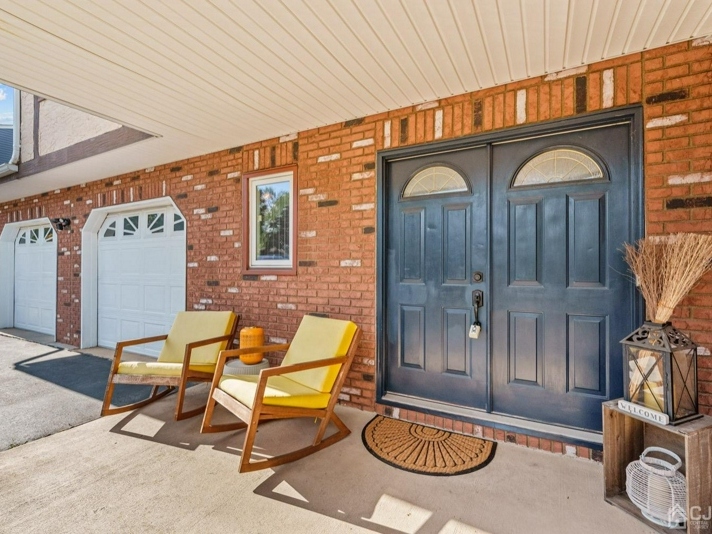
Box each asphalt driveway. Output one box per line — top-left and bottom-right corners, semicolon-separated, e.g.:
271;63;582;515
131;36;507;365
0;332;150;450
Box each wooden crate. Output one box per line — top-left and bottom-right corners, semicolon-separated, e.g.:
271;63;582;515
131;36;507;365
603;399;712;534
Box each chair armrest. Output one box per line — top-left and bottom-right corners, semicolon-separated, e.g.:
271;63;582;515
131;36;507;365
259;356;348;378
211;344;291;387
111;334;169;373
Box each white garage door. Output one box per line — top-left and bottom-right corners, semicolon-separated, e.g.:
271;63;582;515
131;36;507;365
98;208;186;356
14;225;57;336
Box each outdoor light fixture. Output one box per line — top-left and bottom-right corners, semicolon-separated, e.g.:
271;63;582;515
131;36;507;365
621;322;700;425
50;217;71;231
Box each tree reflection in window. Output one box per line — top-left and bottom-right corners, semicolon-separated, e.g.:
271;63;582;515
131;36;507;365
256;181;290;261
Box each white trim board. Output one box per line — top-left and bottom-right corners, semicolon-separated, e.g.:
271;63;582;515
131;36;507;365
80;196;185;349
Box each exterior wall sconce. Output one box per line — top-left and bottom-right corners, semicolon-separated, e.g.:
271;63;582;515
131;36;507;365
50;218;71;231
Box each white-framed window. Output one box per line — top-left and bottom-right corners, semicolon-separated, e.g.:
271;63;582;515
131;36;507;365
244;166;296;273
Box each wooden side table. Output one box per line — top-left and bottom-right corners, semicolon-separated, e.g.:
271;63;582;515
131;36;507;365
603;399;712;534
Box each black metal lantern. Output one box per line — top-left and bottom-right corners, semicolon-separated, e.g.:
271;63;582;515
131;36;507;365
621;322;701;425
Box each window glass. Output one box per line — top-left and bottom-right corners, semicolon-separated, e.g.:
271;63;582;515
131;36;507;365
173;214;185;232
44;227;54;242
512;148;604;187
246;169;295;271
29;228;39;243
148;213;165;234
123;215;139;236
103;221;116;238
403;165;469;198
18;231;26;245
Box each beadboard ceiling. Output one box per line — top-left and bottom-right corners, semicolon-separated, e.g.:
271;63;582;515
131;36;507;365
0;0;711;201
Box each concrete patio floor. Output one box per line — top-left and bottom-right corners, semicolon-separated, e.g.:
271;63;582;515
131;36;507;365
0;334;653;534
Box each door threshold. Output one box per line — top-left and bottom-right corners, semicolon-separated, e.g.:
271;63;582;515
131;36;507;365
381;393;603;448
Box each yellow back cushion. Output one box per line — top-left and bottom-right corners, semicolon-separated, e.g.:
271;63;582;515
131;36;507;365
157;311;236;365
281;315;358;393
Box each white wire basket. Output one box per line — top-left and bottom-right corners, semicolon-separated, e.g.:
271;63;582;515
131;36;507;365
626;446;687;529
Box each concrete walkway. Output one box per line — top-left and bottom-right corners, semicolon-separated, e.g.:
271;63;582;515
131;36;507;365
0;334;653;534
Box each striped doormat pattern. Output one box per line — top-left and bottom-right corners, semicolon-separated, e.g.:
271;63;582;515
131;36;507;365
362;416;496;476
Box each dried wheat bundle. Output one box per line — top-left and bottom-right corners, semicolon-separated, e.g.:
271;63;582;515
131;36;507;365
624;233;712;323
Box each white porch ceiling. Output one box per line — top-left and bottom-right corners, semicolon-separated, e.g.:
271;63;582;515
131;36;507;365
0;0;711;201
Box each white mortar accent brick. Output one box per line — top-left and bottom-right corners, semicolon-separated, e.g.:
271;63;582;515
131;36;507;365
516;89;527;124
227;287;240;293
390;407;400;419
33;199;38;203
300;230;316;238
668;172;712;185
353;203;374;211
220;229;234;236
234;242;242;248
187;262;198;268
338;393;350;402
181;174;193;181
646;114;687;129
112;180;121;186
145;166;154;172
698;347;710;355
280;132;298;142
352;138;374;148
207;255;219;261
277;303;296;310
260;275;278;281
54;189;61;194
384;120;391;148
693;35;712;46
544;65;588;80
565;445;578;457
199;298;213;304
200;214;212;220
416;100;439;111
309;193;327;201
434;109;443;139
340;259;361;267
352;171;375;181
253;149;259;169
317;153;340;163
64;200;71;205
341;387;362;396
86;199;93;205
193;304;206;310
270;337;287;344
299;188;315;195
602;69;614;108
227;171;241;179
193;208;205;215
194;184;206;191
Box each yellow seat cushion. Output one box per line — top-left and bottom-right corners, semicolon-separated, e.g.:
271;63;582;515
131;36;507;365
280;315;358;393
117;361;216;377
219;374;331;409
157;311;236;365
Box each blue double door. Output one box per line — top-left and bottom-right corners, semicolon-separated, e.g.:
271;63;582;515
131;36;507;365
383;120;639;431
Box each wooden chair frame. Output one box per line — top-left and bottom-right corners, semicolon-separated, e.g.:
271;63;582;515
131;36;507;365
201;327;361;473
101;316;239;421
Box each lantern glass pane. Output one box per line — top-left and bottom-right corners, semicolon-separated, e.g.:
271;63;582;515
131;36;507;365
672;348;696;419
628;347;666;412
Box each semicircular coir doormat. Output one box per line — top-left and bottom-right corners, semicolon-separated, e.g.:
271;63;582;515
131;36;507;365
362;416;496;476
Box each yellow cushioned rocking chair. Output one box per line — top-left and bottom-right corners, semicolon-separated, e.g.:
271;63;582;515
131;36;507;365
101;311;239;421
201;314;361;472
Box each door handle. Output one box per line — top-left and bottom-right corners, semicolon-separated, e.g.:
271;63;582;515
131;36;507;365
472;290;483;308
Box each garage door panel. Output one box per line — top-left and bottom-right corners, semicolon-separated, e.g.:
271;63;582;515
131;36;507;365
120;285;142;311
120;319;141;341
98;208;185;357
14;225;57;337
144;285;166;313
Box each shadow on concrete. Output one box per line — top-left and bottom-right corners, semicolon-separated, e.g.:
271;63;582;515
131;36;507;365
14;350;152;405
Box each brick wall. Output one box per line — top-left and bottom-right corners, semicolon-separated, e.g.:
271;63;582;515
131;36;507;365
2;38;712;457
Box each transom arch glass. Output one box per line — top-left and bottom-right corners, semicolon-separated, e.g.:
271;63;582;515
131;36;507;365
512;148;604;188
402;164;470;198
